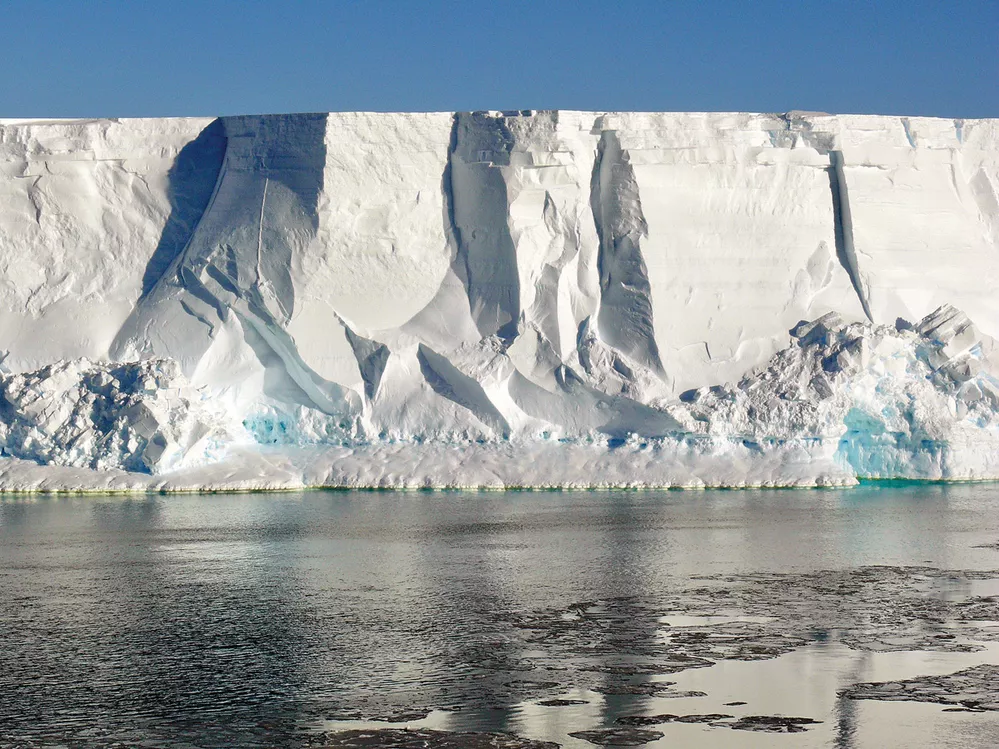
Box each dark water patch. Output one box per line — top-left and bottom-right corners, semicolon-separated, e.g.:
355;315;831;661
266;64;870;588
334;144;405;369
569;726;664;745
727;715;822;733
687;566;999;653
308;728;558;748
594;683;680;696
329;710;433;723
672;713;734;723
954;595;999;620
842;664;999;711
616;714;677;725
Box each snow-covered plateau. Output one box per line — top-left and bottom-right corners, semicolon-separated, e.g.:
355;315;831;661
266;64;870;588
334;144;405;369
0;110;997;490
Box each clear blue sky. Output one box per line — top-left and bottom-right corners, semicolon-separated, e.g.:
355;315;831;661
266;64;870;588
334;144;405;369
4;0;997;118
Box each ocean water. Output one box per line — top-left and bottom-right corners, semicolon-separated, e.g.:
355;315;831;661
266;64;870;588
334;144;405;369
3;484;999;748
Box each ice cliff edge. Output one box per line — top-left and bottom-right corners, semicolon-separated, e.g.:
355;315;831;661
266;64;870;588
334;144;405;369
0;111;997;489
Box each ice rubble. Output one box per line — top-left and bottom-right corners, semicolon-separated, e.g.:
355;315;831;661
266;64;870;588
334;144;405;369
677;304;999;480
0;359;243;474
0;111;997;489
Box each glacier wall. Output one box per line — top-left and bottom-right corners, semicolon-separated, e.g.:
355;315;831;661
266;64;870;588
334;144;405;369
0;111;997;487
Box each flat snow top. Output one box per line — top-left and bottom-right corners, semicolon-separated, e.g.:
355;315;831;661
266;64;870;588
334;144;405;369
1;111;996;125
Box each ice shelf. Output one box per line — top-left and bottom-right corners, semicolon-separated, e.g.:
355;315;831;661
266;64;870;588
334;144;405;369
0;111;997;489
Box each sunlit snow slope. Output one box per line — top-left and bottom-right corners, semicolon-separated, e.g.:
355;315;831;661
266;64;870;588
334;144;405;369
0;111;997;489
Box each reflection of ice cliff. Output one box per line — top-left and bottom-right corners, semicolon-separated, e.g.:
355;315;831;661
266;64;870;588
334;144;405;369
0;111;997;488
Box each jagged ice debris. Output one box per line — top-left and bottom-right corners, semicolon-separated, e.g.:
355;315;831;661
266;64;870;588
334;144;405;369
0;359;244;474
676;305;999;479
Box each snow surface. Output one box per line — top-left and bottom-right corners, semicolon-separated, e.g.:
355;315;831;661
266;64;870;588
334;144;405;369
0;111;997;490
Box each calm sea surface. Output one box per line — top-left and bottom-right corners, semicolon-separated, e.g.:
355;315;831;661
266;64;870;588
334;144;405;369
3;484;999;748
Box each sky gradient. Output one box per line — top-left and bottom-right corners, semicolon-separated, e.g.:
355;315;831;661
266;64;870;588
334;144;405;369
4;0;997;118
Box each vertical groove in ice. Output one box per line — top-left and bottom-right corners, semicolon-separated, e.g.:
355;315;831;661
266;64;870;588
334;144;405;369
589;128;665;376
828;150;874;322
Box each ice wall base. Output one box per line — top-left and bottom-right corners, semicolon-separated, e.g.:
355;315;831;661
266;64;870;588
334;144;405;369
2;304;996;489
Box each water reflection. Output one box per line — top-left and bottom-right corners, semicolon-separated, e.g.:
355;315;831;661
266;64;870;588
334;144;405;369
1;484;999;747
835;657;865;749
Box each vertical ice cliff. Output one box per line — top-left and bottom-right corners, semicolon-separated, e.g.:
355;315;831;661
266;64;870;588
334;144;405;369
113;114;363;422
0;117;221;368
0;111;997;485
